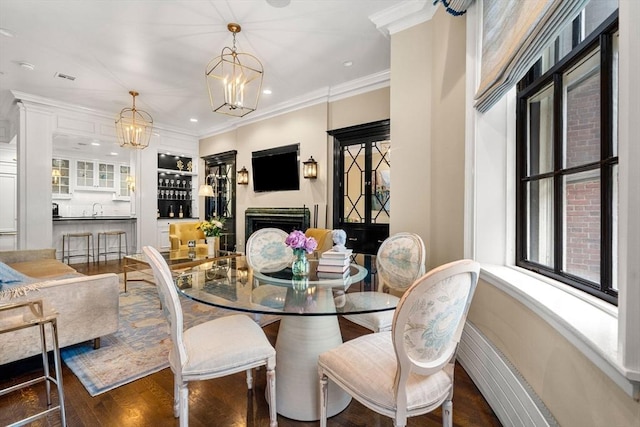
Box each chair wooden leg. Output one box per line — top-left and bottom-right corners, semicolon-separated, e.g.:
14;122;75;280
267;364;277;427
442;399;453;427
173;376;180;418
246;368;254;389
179;382;189;427
319;372;328;427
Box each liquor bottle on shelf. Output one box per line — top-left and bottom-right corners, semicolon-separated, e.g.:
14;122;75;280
179;205;184;218
169;205;174;218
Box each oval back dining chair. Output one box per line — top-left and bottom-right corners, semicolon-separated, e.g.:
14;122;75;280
343;232;426;332
246;227;293;273
142;246;277;427
319;259;480;427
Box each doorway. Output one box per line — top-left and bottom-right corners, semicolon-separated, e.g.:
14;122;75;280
329;120;390;255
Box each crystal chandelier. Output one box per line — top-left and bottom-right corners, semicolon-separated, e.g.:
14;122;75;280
115;90;153;149
205;23;264;117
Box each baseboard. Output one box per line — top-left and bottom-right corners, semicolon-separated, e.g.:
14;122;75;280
458;322;559;427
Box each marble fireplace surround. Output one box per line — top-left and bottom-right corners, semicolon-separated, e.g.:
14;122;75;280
244;207;311;244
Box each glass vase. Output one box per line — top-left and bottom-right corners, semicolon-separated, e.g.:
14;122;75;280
291;249;310;277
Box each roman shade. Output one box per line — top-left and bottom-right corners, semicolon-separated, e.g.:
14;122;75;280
435;0;475;16
474;0;589;112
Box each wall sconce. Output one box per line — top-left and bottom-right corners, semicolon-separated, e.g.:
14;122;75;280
303;156;317;179
237;166;249;185
126;175;136;192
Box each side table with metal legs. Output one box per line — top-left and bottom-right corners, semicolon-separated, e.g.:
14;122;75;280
0;300;66;426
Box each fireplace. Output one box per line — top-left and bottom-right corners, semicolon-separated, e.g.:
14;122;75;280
245;207;310;243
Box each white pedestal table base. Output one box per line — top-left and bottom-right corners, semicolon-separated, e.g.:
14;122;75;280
274;315;351;421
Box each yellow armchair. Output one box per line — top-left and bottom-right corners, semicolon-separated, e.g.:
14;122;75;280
304;228;333;256
169;222;207;251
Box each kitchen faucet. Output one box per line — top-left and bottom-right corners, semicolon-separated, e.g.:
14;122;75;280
92;202;103;217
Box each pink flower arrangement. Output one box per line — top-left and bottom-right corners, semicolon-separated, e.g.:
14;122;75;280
285;230;317;254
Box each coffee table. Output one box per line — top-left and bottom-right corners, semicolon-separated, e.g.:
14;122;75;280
122;248;239;293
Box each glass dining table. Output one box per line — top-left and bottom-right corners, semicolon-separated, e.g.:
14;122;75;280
173;254;399;421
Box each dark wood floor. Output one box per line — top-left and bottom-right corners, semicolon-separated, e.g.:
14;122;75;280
0;259;502;426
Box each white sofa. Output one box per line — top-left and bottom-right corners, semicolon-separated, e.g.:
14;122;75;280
0;249;119;365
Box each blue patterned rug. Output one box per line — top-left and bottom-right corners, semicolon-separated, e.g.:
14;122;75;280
61;279;277;396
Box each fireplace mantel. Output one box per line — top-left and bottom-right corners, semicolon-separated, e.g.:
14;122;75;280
245;207;310;243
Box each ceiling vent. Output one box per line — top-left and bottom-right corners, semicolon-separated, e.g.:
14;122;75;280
54;72;76;81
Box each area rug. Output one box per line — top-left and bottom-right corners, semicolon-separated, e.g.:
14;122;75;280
61;276;277;397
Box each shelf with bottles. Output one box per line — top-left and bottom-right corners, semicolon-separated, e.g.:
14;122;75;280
157;201;192;219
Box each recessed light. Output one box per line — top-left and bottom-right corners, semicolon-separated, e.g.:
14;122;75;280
190;118;198;123
263;89;272;95
0;28;14;38
110;152;118;156
91;142;100;146
343;60;353;67
19;62;35;71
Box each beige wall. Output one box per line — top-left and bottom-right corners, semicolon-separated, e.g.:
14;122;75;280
199;89;390;251
390;7;466;269
328;88;390;131
470;280;640;426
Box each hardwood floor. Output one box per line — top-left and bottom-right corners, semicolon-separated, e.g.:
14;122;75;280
0;259;502;426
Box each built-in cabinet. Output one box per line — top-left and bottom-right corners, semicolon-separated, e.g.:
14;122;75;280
74;160;116;191
329;120;391;255
157;153;196;219
51;158;70;197
52;156;131;199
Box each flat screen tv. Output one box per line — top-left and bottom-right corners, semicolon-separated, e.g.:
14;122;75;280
251;144;300;192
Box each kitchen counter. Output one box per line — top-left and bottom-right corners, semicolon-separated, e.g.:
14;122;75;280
53;216;137;221
52;217;137;260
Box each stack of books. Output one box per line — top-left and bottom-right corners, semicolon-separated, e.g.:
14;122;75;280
317;249;353;278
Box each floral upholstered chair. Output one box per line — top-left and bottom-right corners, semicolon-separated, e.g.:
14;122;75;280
319;259;480;427
343;232;426;332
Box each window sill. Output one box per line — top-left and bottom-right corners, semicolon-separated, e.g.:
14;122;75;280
480;264;640;399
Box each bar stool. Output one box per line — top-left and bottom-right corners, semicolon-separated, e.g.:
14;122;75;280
0;300;67;426
62;232;94;265
97;230;128;263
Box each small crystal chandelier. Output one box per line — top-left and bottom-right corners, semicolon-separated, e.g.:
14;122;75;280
205;23;264;117
115;90;153;149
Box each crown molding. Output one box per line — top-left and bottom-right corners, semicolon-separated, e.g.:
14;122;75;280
9;90;198;139
369;0;438;36
200;70;390;138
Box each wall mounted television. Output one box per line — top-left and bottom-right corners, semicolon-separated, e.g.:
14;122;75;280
251;144;300;192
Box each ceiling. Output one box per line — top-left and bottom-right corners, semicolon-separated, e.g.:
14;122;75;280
0;0;409;142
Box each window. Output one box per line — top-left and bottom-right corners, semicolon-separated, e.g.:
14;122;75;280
516;7;618;304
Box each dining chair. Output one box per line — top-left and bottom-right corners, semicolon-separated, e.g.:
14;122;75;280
142;246;277;427
319;259;480;427
245;227;293;273
343;232;426;332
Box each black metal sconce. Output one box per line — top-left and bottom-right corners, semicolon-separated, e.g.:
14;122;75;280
303;156;317;179
237;166;249;185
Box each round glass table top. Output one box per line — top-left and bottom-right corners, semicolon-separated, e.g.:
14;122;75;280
173;255;399;316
